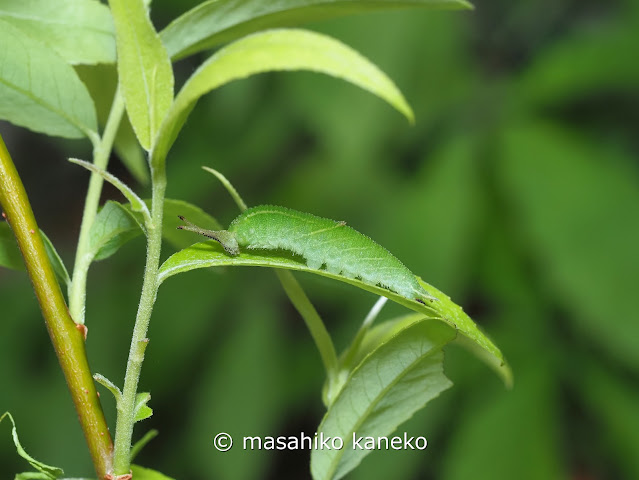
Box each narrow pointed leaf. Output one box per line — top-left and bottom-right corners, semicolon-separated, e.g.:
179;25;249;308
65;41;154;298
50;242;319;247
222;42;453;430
0;0;115;65
1;412;64;479
161;0;473;60
153;29;413;163
202;166;248;212
108;0;173;150
130;429;159;462
311;321;455;480
93;373;122;403
0;19;97;139
69;158;150;223
89;201;144;261
158;242;509;385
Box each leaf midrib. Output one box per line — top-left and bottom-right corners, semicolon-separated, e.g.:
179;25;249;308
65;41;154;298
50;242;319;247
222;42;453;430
0;75;88;137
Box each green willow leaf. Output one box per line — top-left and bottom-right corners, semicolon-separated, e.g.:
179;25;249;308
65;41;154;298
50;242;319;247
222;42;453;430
158;241;510;385
93;373;122;403
0;0;115;65
202;166;248;212
161;0;473;60
152;28;413;164
69;158;151;225
342;312;427;370
1;412;64;479
0;19;97;139
326;310;426;405
130;429;159;462
311;321;455;480
89;201;144;261
108;0;173;150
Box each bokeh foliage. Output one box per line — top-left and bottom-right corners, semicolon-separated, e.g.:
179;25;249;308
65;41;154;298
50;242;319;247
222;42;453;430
1;0;638;478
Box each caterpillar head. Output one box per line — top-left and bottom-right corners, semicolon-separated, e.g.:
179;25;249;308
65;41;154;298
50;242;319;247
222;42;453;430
177;216;240;256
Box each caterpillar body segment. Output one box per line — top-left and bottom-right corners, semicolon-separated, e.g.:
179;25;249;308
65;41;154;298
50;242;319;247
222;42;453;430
179;205;436;303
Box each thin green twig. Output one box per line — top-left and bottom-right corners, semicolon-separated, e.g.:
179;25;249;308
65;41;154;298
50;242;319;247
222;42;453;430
69;88;126;324
112;161;166;475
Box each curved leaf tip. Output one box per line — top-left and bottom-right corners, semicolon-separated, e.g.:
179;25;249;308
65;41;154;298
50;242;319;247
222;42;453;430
153;28;414;163
158;240;509;386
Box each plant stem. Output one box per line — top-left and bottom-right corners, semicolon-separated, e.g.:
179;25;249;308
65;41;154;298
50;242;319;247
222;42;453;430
112;161;166;474
69;89;126;324
0;135;113;478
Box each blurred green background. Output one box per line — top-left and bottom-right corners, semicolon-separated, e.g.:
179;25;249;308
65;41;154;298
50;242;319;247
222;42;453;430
2;0;639;478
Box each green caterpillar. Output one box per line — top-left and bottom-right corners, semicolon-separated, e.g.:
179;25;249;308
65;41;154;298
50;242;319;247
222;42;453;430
178;205;435;303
